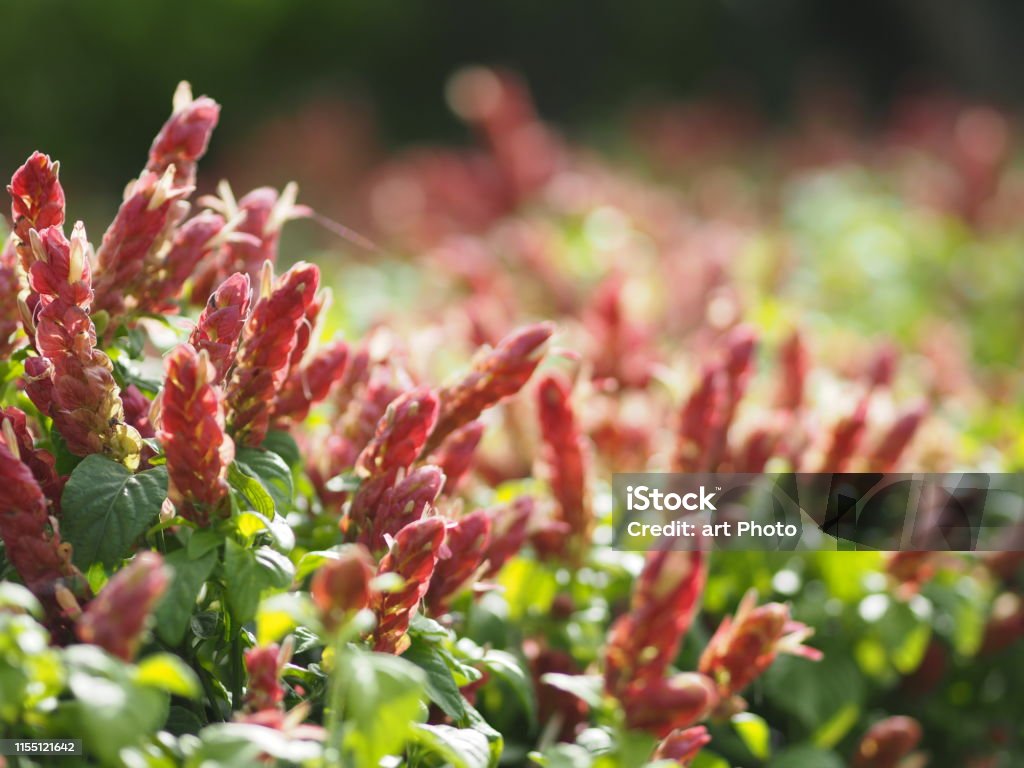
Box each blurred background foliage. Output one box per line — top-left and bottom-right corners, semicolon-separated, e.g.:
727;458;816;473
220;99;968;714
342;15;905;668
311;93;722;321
5;0;1024;199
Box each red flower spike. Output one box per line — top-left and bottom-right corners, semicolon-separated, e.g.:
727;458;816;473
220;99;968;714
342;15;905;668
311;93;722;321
585;273;655;389
310;545;376;633
698;590;821;715
482;496;534;577
674;365;723;472
121;384;156;439
271;339;349;425
1;407;63;508
244;643;288;712
8;152;65;270
138;211;230;314
92;167;193;318
159;344;235;525
776;330;808;411
852;716;923;768
357;465;445;554
346;387;439;538
620;673;718;738
372;517;446;655
423;322;553;455
226;261;320;446
76;551;169;662
0;436;86;627
191;183;309;302
146;82;221;189
27;223;141;468
819;394;870;473
867;401;927;472
189;271;252;383
429;420;484;495
653;726;712;766
605;550;706;696
0;240;24;357
532;372;590;564
425;509;492;614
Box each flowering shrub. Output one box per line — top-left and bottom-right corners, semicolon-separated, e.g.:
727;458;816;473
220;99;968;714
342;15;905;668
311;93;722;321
0;76;1021;768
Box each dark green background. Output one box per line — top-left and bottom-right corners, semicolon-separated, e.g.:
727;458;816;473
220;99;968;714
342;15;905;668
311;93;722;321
2;0;1022;200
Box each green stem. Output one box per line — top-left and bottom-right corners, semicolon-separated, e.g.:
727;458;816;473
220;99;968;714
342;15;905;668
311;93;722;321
324;632;352;768
229;616;244;711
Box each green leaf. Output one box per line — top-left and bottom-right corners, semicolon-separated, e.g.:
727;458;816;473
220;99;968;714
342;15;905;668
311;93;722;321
135;653;201;698
261;430;301;468
540;673;604;709
223;540;295;625
812;702;860;750
61;456;168;569
60;645;169;766
478;649;537;726
767;746;843;768
731;712;771;760
404;634;470;724
228;462;276;517
336;650;426;767
236;447;293;514
412;723;491;768
187;722;321;767
689;752;731;768
155;548;217;646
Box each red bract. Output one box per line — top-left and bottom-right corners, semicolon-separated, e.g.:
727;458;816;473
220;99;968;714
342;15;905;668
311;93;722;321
146;82;221;188
867;401;927;472
585;273;655;389
272;339;350;425
1;407;64;508
428;420;484;495
372;517;446;654
0;240;23;357
776;330;808;411
158;344;234;525
7;151;65;271
192;184;309;301
852;716;923;768
310;545;376;633
244;642;290;712
532;372;590;564
481;496;534;577
818;394;870;472
138;211;233;314
0;433;86;627
346;387;439;539
619;673;718;738
675;327;758;472
357;465;445;554
698;590;821;715
422;322;553;455
425;509;492;614
76;551;168;661
605;550;706;696
189;271;252;383
92;167;193;318
652;725;712;766
24;223;141;468
226;262;320;446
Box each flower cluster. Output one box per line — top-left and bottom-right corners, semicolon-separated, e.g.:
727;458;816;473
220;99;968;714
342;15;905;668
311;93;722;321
157;344;235;525
604;551;717;737
75;551;168;661
698;589;822;716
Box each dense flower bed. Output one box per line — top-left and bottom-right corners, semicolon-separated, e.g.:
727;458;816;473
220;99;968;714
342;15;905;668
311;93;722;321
0;76;1021;767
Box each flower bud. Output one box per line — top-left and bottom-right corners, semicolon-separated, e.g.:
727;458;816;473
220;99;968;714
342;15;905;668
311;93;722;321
76;551;168;661
852;716;923;768
425;510;492;614
652;726;712;766
429;420;484;495
310;545;376;632
189;271;252;383
620;673;718;738
372;517;446;654
146;82;220;188
423;322;552;455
